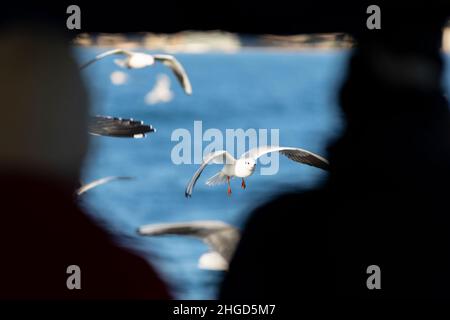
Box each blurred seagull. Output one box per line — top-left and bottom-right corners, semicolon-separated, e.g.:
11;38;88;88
138;220;240;271
88;115;155;138
145;73;174;105
185;146;329;197
110;70;128;85
80;49;192;95
76;176;134;196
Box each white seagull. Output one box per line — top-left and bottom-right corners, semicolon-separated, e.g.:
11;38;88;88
138;220;240;271
76;176;133;196
185;146;329;197
80;49;192;95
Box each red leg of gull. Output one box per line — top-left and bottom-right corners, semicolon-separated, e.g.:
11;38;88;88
227;176;232;196
241;178;246;189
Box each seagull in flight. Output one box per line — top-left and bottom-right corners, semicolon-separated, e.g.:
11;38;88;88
76;176;134;196
185;146;329;197
80;49;192;95
138;220;240;271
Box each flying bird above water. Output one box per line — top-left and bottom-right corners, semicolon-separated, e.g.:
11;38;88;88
88;115;155;138
145;73;174;105
185;146;329;197
138;220;240;271
76;176;134;196
80;49;192;95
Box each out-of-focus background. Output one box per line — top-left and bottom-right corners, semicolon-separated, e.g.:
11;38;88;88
76;28;450;299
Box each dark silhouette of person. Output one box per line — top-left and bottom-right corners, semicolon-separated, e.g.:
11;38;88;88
0;26;170;299
221;6;450;299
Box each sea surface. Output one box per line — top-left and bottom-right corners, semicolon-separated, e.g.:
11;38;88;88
75;47;450;299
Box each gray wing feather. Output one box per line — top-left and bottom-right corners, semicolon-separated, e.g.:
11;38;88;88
279;148;329;170
88;115;155;138
138;221;240;261
242;146;329;170
204;228;240;261
185;151;235;197
79;49;131;69
153;54;192;95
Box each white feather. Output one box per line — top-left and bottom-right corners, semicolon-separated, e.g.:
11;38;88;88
206;172;228;186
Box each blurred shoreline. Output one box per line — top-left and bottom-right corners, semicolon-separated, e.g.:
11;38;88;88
73;31;352;53
74;28;450;53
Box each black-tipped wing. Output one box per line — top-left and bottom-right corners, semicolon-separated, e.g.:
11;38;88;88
88;115;155;138
242;146;329;170
153;54;192;95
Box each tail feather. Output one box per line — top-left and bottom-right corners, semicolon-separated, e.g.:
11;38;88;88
206;172;228;186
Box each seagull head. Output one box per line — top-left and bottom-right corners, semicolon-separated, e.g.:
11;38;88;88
244;158;257;172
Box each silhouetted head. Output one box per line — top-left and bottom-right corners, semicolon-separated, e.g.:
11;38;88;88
0;25;89;186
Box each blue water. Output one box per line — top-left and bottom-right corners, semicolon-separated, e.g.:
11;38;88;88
75;47;450;299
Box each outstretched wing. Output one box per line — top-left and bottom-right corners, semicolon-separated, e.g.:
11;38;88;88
76;176;133;196
185;151;235;197
242;146;329;170
138;220;231;238
137;220;240;260
88;115;155;138
153;54;192;95
204;227;240;262
79;49;132;69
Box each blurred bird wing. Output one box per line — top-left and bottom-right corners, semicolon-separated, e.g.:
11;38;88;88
153;54;192;95
185;151;235;197
88;115;155;138
204;227;241;261
80;49;132;69
138;220;240;260
76;176;133;196
241;146;329;170
154;73;171;90
138;220;232;237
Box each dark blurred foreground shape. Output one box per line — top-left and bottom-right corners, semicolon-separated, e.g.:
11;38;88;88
0;26;169;299
221;5;450;299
